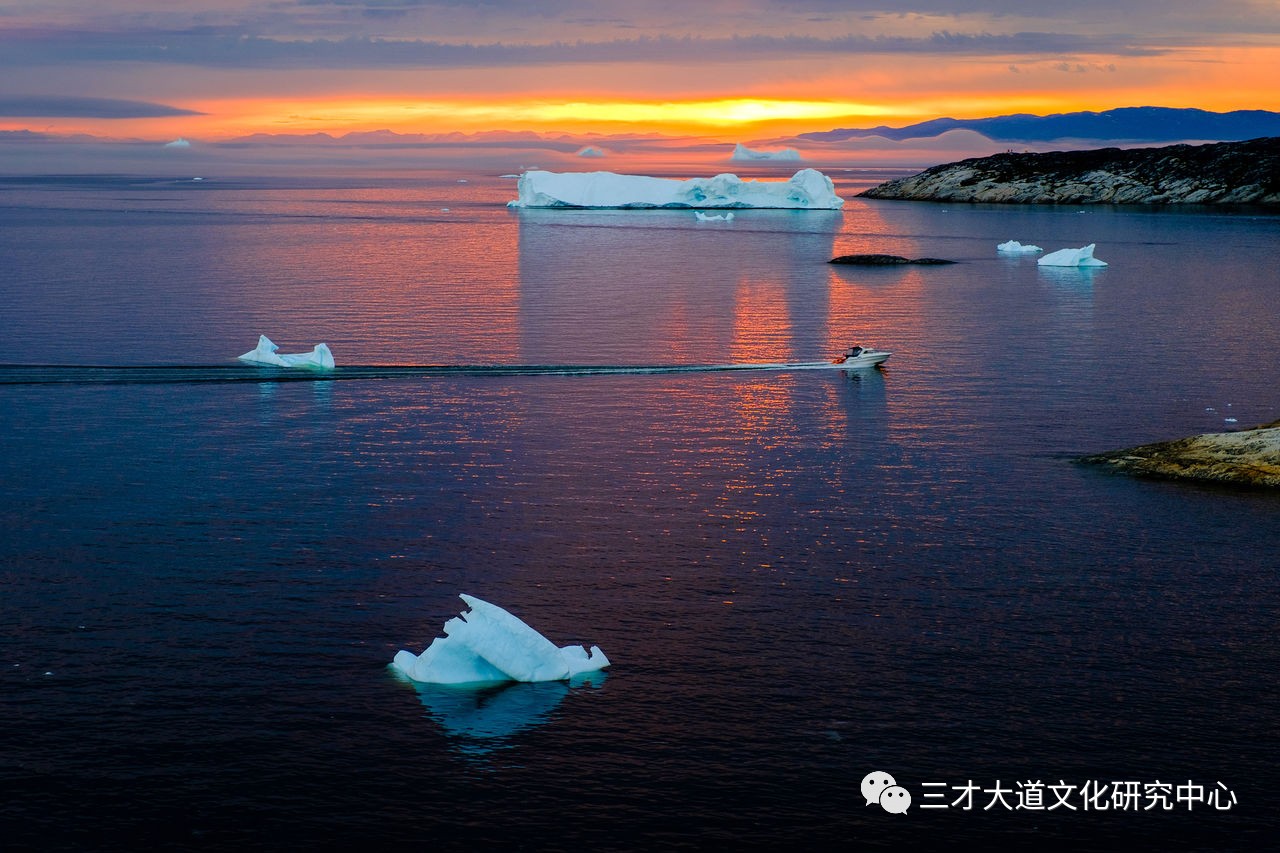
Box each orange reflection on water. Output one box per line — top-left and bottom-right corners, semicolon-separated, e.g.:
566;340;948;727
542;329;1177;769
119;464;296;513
177;181;522;364
728;273;791;364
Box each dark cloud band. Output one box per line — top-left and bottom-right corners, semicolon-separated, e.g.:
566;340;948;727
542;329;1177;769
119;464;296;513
0;96;203;118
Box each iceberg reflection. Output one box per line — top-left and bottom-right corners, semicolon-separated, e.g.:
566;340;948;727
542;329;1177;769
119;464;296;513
402;673;607;755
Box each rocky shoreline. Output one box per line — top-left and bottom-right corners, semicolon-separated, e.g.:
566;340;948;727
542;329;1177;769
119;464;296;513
860;136;1280;205
1079;420;1280;488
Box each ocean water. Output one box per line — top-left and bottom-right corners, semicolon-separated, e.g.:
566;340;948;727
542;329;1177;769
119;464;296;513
1;170;1278;851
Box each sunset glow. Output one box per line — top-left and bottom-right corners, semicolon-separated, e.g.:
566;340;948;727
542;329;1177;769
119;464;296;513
2;1;1279;168
156;96;902;138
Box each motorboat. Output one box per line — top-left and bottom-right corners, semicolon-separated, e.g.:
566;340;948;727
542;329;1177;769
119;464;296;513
830;345;891;368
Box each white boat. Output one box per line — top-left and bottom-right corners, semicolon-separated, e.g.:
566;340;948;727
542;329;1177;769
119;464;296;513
829;345;891;368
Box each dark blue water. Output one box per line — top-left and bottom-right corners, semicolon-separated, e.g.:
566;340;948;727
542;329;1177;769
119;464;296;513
2;172;1278;851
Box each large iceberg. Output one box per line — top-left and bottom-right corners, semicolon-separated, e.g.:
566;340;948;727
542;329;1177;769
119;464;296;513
997;240;1042;254
508;169;843;209
238;335;335;369
391;594;611;685
1037;244;1108;267
730;142;802;162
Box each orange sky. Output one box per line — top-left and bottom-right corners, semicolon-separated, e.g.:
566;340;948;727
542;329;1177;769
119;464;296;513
180;43;1280;140
2;2;1279;145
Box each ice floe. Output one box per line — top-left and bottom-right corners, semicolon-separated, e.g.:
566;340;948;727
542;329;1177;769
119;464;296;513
508;169;843;209
237;335;335;369
576;146;606;158
694;211;735;222
1037;243;1108;267
391;594;611;685
997;240;1042;254
730;142;802;162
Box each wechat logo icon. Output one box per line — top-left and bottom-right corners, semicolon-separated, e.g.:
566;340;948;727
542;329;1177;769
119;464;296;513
862;770;911;814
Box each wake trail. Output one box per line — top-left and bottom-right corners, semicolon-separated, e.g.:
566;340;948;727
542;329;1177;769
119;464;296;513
0;361;865;386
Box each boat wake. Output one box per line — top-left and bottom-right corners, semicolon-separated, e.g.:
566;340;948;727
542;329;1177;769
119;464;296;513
0;360;882;386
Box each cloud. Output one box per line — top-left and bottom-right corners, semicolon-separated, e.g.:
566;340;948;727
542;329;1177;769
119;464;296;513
0;29;1165;71
0;95;203;118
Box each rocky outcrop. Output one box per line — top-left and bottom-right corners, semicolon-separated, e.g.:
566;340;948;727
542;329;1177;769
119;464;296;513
829;254;955;265
1079;420;1280;488
860;137;1280;205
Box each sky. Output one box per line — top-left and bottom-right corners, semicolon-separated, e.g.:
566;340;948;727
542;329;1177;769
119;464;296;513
2;1;1279;146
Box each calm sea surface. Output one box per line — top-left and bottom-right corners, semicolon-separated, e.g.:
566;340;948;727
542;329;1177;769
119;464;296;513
2;170;1278;851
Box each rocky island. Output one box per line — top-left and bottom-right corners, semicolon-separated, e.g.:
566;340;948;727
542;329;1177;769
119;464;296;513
828;254;955;265
1079;420;1280;488
860;136;1280;205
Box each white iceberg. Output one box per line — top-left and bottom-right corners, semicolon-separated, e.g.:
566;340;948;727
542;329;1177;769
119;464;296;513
694;211;735;222
576;145;606;158
508;168;843;209
238;335;335;369
1038;244;1108;267
164;138;190;148
391;594;611;685
730;142;802;162
997;240;1042;254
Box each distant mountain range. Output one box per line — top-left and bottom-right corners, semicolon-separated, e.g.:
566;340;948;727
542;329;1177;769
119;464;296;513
798;107;1280;144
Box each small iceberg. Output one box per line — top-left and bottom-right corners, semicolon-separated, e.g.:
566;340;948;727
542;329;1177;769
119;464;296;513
694;211;734;222
238;335;335;369
997;240;1042;254
1038;244;1108;267
576;145;606;158
508;168;843;209
391;594;611;685
730;142;802;162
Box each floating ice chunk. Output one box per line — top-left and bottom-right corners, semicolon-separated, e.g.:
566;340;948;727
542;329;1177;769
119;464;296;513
694;211;735;222
238;335;335;369
1038;244;1108;267
278;343;334;369
391;594;610;685
164;138;190;148
730;142;802;162
238;335;286;366
576;145;606;158
508;169;843;209
997;240;1042;254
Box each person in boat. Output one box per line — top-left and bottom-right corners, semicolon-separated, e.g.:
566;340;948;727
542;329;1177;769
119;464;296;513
832;345;864;364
